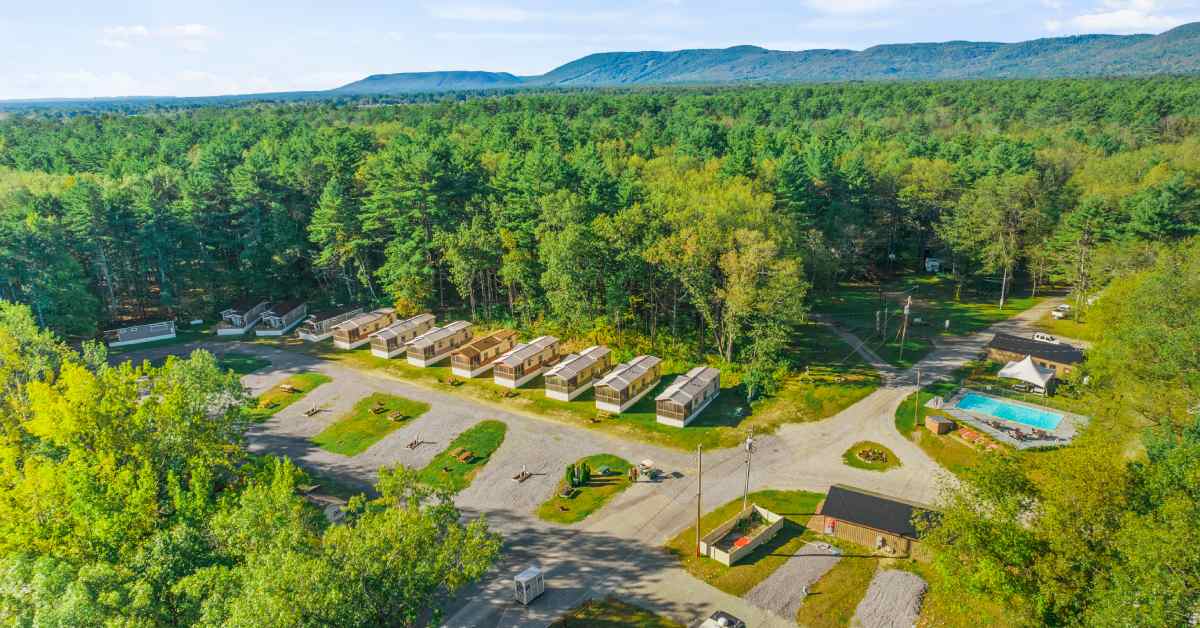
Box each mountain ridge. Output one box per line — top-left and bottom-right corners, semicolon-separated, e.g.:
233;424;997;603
335;23;1200;94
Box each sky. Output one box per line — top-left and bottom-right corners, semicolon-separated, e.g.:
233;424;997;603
1;0;1197;100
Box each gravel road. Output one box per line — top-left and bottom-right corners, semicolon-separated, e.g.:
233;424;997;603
745;541;842;619
852;569;927;628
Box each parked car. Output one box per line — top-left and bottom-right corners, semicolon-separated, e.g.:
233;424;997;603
700;611;746;628
1051;309;1068;319
1032;332;1059;344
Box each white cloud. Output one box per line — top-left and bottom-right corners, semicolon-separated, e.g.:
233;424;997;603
427;4;540;22
801;0;897;14
97;23;219;53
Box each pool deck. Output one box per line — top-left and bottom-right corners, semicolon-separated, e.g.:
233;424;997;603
941;389;1088;450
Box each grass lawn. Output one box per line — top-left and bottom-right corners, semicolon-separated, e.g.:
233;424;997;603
665;489;824;596
296;322;877;451
842;441;901;471
1034;311;1099;343
890;559;1021;628
416;420;507;494
247;371;332;422
815;274;1045;369
550;596;682;628
218;351;271;375
537;454;633;524
794;548;880;628
311;393;431;456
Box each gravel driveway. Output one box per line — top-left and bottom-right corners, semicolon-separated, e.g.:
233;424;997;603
745;542;842;619
852;569;927;628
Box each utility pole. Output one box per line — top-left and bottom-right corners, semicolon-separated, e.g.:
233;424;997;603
742;431;755;513
696;445;703;557
915;367;921;424
898;295;912;363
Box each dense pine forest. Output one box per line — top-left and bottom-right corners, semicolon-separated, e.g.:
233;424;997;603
1;78;1199;625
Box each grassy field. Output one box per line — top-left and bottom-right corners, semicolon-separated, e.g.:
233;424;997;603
537;454;633;524
1034;311;1099;343
550;596;682;628
794;551;880;628
416;420;507;494
247;372;332;422
296;322;877;451
664;489;824;596
842;441;901;471
815;275;1044;369
311;393;431;456
217;351;271;375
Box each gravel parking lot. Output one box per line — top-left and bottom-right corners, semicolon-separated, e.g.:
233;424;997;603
745;542;842;619
852;569;927;628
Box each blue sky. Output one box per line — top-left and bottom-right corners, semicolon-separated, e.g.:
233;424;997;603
1;0;1196;100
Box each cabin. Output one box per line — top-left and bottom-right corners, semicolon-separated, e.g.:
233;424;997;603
493;336;561;389
544;345;613;401
331;308;397;350
255;300;308;337
594;355;662;414
218;299;270;335
369;313;436;359
810;485;936;559
406;321;473;367
986;332;1084;377
451;329;518;378
103;319;176;347
297;306;364;342
655;366;720;427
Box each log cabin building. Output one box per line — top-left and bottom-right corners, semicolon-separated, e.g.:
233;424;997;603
256;301;308;337
331;308;396;350
809;485;936;559
544;345;613;401
218;299;270;335
450;329;518;378
369;313;436;359
655;366;720;427
985;333;1084;377
594;355;662;414
298;306;364;342
493;336;561;389
103;319;177;347
406;321;473;367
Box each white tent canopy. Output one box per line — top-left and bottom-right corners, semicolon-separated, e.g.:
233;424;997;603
998;355;1056;389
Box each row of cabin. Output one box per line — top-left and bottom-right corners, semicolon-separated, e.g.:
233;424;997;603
217;299;308;336
370;313;437;358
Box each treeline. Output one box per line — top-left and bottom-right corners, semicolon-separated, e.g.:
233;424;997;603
1;78;1198;370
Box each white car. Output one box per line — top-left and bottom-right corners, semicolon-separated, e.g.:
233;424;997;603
1051;309;1068;320
1032;332;1059;344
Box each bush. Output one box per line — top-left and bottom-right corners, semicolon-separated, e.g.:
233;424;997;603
565;463;576;488
579;462;591;485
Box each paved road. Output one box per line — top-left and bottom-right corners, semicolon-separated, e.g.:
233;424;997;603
117;298;1059;627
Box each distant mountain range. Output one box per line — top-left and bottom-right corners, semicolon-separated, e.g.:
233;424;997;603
336;22;1200;94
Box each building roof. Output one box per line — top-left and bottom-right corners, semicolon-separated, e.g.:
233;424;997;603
104;317;175;332
926;415;955;426
224;298;268;314
545;345;611;381
373;313;435;341
408;320;472;349
332;308;394;332
265;300;305;317
495;335;559;367
596;355;661;392
656;366;720;404
820;485;935;540
455;329;517;359
306;305;363;322
987;333;1084;365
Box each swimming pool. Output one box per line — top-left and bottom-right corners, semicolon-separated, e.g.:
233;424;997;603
955;392;1063;430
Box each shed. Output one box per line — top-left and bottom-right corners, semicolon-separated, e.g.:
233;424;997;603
451;329;518;378
104;319;177;347
369;313;436;358
811;485;936;558
493;335;561;388
986;333;1083;377
298;305;365;342
925;414;955;435
544;345;613;401
256;300;308;336
594;355;662;414
655;366;720;427
331;308;397;350
406;321;473;367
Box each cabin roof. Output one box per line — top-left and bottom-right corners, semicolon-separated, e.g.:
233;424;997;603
656;366;720;404
306;305;363;322
545;345;610;380
455;329;517;359
596;355;661;392
820;484;936;540
372;313;435;341
265;300;305;317
495;336;559;367
987;333;1084;365
104;317;175;332
332;308;394;332
224;298;268;314
408;320;472;348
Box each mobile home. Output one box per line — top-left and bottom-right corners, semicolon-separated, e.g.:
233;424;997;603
369;313;436;358
544;345;612;401
331;308;397;350
406;321;473;367
256;300;308;337
297;306;364;342
594;355;662;414
493;336;561;388
451;329;518;378
655;366;720;427
218;299;270;335
103;319;176;347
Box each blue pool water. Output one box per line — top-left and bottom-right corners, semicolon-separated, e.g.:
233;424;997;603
955;393;1063;430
